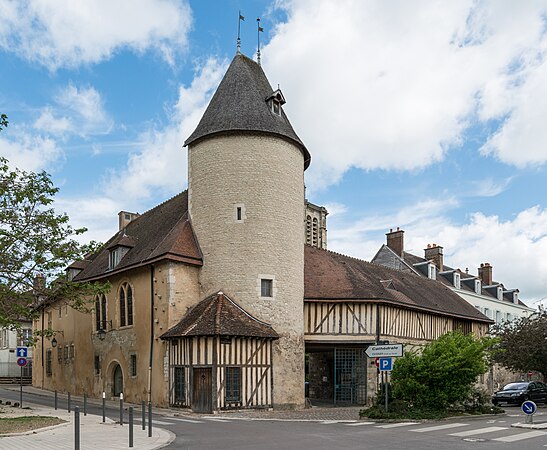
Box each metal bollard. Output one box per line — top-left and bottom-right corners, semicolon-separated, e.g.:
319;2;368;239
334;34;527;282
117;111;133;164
83;393;87;416
141;401;146;430
102;392;105;423
74;406;80;450
148;402;152;437
54;390;58;410
119;393;124;425
68;392;71;412
129;406;134;448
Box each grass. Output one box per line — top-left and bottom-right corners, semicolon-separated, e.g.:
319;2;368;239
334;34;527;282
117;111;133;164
0;416;66;434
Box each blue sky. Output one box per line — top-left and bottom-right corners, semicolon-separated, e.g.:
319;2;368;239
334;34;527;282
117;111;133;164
1;0;546;306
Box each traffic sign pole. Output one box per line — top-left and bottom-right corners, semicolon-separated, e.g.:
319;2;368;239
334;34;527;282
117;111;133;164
19;365;22;408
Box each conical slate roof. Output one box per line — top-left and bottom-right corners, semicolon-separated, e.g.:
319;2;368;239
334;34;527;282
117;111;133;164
161;291;279;339
184;53;311;169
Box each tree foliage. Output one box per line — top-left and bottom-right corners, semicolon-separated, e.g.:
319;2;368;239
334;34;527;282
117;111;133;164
490;311;547;381
390;331;493;410
0;114;109;328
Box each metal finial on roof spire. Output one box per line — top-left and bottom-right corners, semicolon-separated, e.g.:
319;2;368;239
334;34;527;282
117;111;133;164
257;17;264;65
237;11;245;55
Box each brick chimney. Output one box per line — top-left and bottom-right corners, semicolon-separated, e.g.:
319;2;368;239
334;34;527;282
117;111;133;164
424;243;443;272
478;263;493;286
118;211;140;230
386;227;404;257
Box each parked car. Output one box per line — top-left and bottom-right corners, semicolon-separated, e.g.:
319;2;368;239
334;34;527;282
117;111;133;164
492;381;547;406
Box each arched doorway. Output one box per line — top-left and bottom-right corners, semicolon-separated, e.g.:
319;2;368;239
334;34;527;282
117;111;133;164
113;364;123;397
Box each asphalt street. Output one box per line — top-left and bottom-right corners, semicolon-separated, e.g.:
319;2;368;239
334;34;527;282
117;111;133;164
1;386;545;449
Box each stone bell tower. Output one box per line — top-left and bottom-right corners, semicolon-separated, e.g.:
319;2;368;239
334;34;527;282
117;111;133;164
184;53;310;408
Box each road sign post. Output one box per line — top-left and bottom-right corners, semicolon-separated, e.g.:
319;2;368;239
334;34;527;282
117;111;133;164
16;357;27;408
522;400;537;424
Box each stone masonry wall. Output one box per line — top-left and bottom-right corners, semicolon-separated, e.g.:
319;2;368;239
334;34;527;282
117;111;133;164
188;134;305;408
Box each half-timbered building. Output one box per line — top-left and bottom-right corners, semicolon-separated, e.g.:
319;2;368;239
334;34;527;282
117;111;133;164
33;50;493;412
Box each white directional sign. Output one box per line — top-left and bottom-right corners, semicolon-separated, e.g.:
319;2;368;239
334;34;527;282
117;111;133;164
16;347;28;358
365;344;403;358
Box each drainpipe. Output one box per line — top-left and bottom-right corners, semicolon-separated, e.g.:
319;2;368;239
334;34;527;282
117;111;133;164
148;265;155;404
41;305;44;389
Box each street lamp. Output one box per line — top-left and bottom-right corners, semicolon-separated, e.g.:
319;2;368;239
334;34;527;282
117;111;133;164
51;337;57;347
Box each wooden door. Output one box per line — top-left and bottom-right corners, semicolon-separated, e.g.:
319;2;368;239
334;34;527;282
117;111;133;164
113;364;123;397
192;367;213;413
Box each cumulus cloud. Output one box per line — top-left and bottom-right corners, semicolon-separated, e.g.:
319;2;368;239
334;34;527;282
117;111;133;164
0;132;63;172
328;201;547;305
104;57;228;201
0;0;192;70
263;0;547;190
34;84;112;137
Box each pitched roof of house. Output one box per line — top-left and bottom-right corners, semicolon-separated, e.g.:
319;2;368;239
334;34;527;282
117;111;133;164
161;291;279;339
304;246;492;323
74;191;202;282
184;53;311;169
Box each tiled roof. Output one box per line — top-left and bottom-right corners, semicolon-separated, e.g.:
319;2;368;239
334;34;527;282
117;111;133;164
74;191;202;281
305;246;492;323
184;53;311;169
161;291;279;339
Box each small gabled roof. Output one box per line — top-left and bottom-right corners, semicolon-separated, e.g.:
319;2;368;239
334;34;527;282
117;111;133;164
305;246;492;323
74;191;202;282
161;291;279;339
184;53;310;169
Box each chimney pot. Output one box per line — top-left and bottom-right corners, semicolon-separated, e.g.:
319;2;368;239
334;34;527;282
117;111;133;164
424;244;444;271
386;228;405;257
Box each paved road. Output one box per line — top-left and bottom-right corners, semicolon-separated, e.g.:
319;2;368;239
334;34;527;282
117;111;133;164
1;386;546;449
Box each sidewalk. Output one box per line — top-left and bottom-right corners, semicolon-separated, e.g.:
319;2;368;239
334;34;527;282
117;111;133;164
0;396;174;450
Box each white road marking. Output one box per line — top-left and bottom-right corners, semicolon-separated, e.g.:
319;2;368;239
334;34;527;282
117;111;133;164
376;422;420;428
320;420;358;424
411;423;468;432
134;419;175;425
169;417;203;423
346;422;376;426
203;418;232;422
492;430;547;442
450;426;508;437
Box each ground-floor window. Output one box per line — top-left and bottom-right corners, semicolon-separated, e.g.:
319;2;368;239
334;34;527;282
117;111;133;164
225;367;241;403
45;349;52;376
174;366;185;403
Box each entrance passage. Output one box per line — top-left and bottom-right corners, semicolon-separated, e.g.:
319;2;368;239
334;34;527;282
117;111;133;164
113;364;123;397
192;367;213;413
306;345;367;405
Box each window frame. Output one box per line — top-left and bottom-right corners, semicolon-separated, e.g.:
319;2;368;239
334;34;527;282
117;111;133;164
261;279;273;298
225;366;242;403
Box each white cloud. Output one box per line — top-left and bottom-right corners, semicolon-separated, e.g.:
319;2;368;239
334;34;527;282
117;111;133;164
0;0;192;70
328;202;547;305
263;0;547;190
0;132;63;172
34;84;112;138
104;57;228;201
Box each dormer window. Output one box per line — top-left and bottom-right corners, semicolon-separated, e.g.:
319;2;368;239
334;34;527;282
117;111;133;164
497;286;503;301
475;279;481;294
428;263;436;280
109;247;127;269
513;291;519;304
266;88;286;117
453;272;461;289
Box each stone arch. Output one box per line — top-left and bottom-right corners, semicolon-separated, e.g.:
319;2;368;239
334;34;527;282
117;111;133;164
105;359;124;398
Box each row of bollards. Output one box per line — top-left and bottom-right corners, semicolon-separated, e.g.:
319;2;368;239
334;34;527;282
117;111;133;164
61;391;153;449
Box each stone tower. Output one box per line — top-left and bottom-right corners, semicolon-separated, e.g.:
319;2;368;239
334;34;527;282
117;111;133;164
184;54;310;408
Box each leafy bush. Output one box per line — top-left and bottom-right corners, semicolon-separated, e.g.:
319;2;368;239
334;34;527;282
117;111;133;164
390;331;493;411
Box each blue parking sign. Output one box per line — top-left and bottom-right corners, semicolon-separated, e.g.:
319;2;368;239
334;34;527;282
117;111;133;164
16;347;28;358
379;357;393;371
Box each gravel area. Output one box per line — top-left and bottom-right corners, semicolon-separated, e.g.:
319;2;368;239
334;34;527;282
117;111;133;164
0;404;65;434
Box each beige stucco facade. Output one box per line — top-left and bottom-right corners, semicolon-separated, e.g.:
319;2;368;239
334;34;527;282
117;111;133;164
33;261;201;407
188;134;306;408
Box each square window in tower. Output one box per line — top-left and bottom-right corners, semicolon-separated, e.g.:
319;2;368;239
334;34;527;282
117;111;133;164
261;279;273;297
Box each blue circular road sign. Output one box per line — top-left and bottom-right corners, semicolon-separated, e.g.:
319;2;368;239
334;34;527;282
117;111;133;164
521;400;537;415
16;357;27;367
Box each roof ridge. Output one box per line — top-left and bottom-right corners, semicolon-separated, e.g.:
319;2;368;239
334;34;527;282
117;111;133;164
307;244;372;265
134;190;187;220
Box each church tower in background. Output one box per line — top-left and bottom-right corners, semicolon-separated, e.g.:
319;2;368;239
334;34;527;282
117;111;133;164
185;53;310;408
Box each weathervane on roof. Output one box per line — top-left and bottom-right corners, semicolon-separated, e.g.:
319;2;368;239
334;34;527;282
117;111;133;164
257;17;264;65
237;11;245;55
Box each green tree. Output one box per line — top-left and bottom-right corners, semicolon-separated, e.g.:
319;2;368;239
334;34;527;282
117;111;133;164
491;311;547;381
391;331;493;410
0;114;108;328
